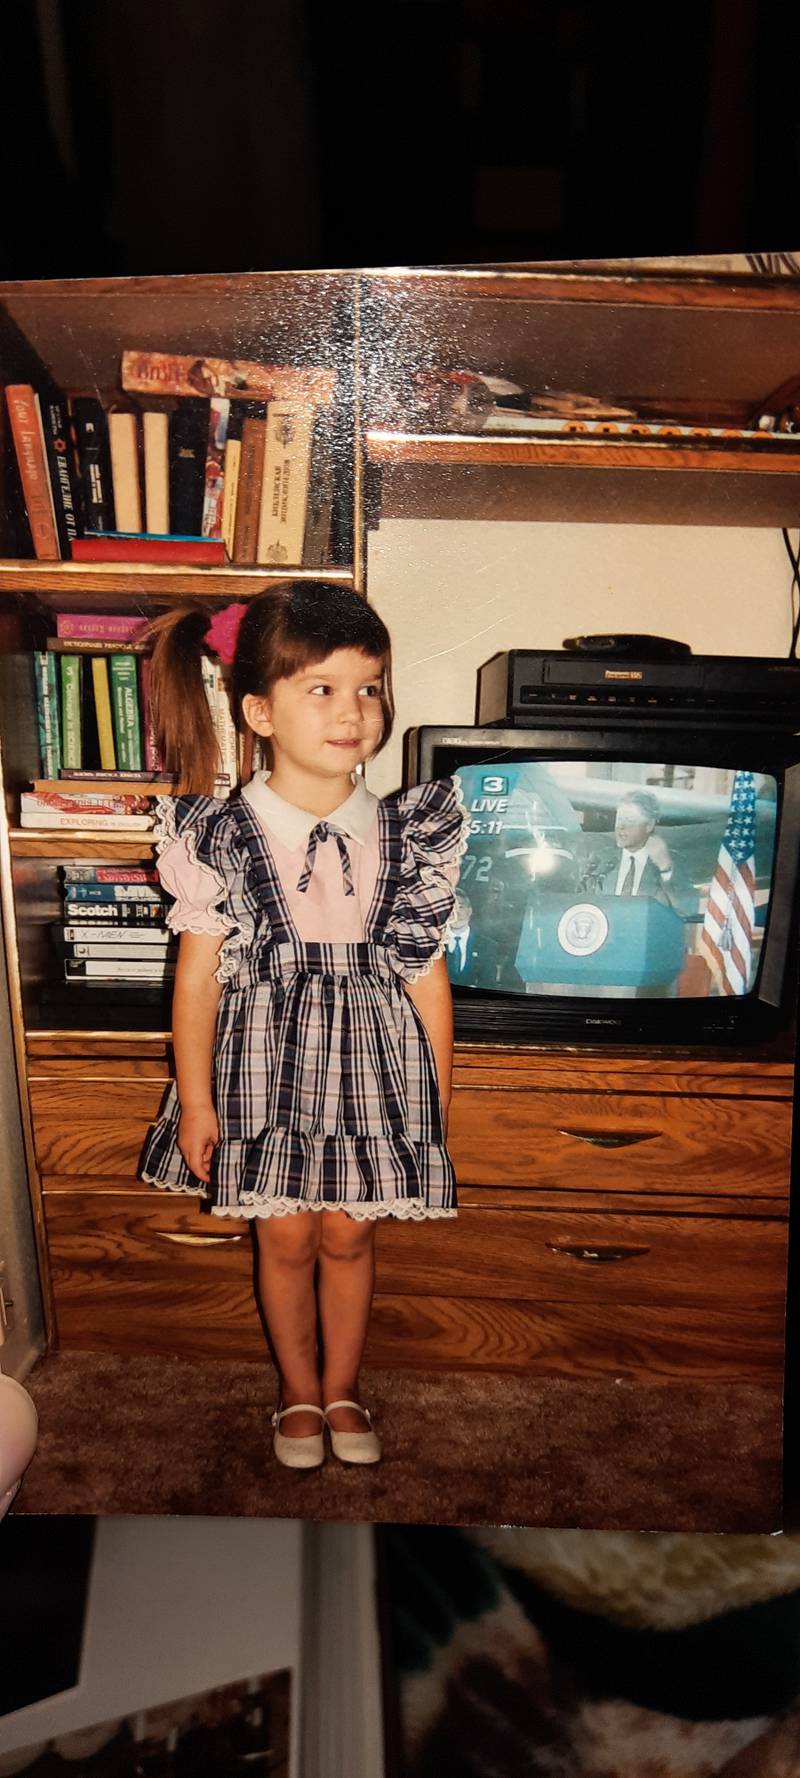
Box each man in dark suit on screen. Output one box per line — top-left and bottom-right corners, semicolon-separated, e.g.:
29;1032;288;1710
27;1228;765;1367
608;789;692;912
446;892;501;989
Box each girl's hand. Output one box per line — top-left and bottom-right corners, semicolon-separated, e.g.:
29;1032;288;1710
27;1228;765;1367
178;1106;219;1184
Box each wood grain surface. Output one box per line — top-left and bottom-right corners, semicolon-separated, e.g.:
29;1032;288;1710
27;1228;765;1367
42;1192;787;1379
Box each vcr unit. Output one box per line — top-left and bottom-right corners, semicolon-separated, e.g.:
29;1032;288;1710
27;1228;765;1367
477;649;800;729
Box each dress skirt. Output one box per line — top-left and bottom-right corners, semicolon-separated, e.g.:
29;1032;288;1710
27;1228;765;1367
141;940;457;1220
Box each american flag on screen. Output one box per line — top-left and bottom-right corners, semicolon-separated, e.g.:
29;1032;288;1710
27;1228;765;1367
700;769;757;995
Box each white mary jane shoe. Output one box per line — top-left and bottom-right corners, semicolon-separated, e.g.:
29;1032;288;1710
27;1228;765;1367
324;1400;382;1465
271;1404;326;1470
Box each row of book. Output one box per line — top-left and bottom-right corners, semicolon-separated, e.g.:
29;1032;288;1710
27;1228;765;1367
53;866;177;985
5;349;339;567
28;609;247;807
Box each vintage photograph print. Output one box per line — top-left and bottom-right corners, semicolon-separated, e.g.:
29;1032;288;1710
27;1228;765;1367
3;249;799;1532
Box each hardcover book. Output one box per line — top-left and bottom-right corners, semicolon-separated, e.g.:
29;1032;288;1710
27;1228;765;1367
139;654;163;772
55;613;150;642
40;391;81;554
5;384;60;559
169;398;210;535
22;790;153;815
257;402;314;564
201;397;230;537
108;410;143;532
20;809;155;830
80;653;103;772
48;637;150;654
221;402;244;559
32;650;61;779
109;654;143;770
92;657;116;769
143;409;170;533
232;402;268;563
121;349;337;406
70;396;115;533
55;769;171;786
71;533;225;565
60;655;83;770
302;404;335;566
201;656;238;791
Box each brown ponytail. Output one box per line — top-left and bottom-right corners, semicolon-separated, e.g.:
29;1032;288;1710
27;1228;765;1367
142;604;220;796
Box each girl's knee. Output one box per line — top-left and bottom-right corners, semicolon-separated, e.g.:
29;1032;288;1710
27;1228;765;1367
319;1211;375;1260
257;1212;321;1265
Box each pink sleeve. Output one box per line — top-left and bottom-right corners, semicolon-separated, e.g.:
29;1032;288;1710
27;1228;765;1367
156;832;231;935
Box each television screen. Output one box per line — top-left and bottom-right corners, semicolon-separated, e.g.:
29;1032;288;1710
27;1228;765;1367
447;759;777;1004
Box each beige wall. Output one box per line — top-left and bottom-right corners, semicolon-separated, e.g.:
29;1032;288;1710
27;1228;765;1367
366;519;793;796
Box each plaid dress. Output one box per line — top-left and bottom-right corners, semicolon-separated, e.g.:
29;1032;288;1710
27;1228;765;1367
140;778;468;1220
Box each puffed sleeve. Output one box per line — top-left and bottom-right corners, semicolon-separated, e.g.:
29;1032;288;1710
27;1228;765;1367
153;794;234;936
386;777;469;981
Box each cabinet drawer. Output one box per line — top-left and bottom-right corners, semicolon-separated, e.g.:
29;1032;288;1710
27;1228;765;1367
375;1205;788;1312
29;1079;168;1176
364;1294;785;1382
43;1192;263;1359
448;1089;791;1197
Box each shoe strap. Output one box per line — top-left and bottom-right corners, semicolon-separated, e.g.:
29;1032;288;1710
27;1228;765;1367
324;1400;372;1424
272;1404;325;1428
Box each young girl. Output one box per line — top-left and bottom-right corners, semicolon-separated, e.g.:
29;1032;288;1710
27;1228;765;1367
140;581;467;1470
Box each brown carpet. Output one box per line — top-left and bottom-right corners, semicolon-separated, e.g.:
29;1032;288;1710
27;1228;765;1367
13;1353;784;1531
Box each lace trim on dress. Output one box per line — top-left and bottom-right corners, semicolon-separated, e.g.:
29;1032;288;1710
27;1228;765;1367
212;1197;458;1222
141;1173;456;1221
140;1172;207;1198
153;793;179;851
403;774;471;982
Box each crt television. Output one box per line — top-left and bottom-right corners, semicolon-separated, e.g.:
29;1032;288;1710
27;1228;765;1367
405;723;800;1046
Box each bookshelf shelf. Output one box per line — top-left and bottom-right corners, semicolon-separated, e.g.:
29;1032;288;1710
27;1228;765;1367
0;562;356;603
366;431;800;528
366;429;800;474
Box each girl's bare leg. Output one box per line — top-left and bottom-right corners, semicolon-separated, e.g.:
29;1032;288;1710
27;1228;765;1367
317;1211;377;1433
255;1213;323;1438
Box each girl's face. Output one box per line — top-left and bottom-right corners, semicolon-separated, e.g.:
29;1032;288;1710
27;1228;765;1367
242;648;386;784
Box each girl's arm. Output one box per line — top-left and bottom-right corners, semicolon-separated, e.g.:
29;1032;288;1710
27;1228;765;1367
405;955;455;1132
172;928;225;1184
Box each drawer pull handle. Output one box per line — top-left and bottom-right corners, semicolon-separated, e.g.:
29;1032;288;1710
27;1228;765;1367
548;1243;651;1264
557;1127;660;1149
153;1230;247;1247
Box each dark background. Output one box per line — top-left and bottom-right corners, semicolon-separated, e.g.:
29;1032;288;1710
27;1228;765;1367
2;0;799;280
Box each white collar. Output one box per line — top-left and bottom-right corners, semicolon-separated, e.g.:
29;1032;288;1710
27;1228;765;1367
242;771;378;852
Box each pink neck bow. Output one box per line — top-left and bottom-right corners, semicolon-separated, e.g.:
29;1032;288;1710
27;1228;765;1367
205;601;248;666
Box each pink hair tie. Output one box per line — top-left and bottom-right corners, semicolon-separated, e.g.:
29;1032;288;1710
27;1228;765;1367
205;601;248;666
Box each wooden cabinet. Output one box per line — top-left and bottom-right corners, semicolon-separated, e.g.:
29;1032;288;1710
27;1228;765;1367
0;264;797;1455
26;1037;792;1389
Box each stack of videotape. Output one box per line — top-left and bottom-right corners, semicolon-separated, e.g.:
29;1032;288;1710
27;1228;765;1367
56;863;176;993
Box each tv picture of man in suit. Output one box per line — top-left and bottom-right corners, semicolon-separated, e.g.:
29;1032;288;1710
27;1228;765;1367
605;789;693;912
446;891;502;990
